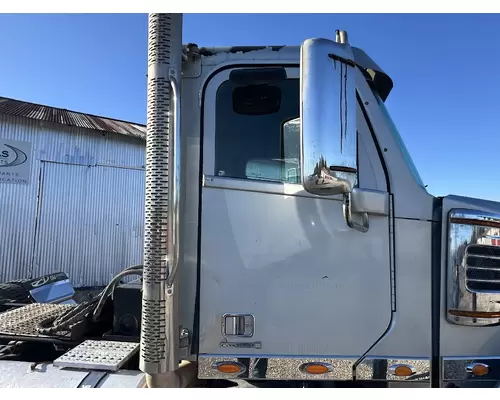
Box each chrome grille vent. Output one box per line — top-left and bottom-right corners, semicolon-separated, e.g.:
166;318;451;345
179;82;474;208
465;244;500;292
447;208;500;326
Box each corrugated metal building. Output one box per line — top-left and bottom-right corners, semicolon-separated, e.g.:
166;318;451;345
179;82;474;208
0;96;146;287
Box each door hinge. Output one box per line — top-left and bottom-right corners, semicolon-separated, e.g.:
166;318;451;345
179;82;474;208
179;326;190;359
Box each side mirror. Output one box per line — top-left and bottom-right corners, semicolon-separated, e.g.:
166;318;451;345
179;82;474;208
300;34;369;233
300;37;357;197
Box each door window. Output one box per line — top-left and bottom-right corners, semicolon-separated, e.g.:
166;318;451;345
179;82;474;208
209;67;386;193
214;74;300;184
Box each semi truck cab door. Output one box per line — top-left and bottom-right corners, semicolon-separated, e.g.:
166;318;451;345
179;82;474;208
197;66;392;374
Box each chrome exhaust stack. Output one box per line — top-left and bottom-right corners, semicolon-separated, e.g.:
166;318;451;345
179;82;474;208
140;13;184;388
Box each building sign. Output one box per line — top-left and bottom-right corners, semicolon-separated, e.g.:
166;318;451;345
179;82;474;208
0;138;32;185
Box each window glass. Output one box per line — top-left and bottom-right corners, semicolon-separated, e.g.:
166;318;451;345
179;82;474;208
215;76;300;183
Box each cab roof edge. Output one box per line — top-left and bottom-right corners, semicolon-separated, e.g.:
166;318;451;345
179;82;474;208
181;43;394;101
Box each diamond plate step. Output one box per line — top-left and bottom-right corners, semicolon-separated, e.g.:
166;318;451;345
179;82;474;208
54;340;139;371
0;303;73;338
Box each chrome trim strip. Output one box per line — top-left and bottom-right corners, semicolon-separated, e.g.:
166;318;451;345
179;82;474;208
442;357;500;381
198;356;430;381
446;208;500;326
389;194;396;312
203;175;344;202
449;209;500;228
467;278;500;284
198;356;355;380
468;255;500;262
356;358;430;381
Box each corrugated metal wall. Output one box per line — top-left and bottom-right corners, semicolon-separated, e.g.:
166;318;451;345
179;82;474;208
0;114;146;286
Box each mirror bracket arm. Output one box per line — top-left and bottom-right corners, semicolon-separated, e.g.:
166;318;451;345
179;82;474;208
343;192;369;233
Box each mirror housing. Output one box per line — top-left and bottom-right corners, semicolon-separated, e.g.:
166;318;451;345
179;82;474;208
300;37;357;197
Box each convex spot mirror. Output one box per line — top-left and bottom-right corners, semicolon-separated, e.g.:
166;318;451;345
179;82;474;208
299;37;357;197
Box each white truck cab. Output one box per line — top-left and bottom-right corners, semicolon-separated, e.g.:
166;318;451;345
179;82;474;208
185;41;430;381
0;14;499;389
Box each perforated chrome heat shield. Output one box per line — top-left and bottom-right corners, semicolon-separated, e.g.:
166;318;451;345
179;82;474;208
140;13;183;375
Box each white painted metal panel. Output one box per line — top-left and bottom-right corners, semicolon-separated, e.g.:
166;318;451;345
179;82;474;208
198;67;392;357
199;181;392;356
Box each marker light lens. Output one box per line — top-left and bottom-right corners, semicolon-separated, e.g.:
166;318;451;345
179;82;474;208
215;362;243;374
300;362;332;375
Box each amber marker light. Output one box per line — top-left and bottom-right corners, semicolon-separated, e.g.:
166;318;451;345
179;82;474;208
299;362;333;375
467;363;489;377
388;364;415;377
212;361;245;374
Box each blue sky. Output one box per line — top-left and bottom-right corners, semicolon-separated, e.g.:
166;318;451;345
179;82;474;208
0;13;499;201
